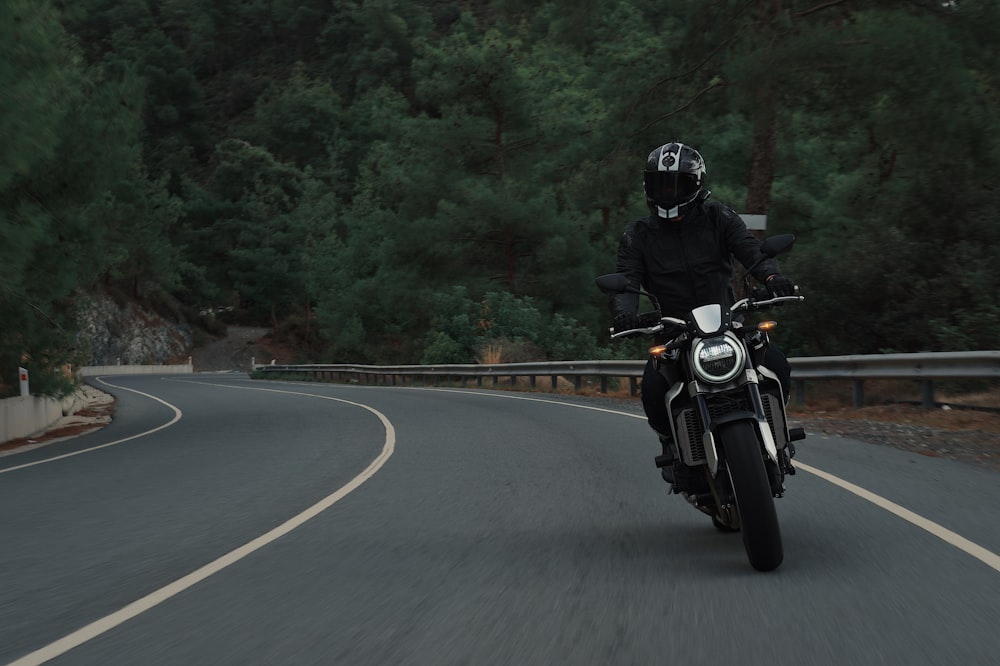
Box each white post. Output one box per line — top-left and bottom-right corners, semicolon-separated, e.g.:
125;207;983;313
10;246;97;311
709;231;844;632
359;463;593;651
18;367;29;396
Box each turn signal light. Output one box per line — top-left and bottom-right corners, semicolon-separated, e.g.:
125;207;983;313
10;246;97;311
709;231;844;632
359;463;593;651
648;345;668;357
758;321;778;332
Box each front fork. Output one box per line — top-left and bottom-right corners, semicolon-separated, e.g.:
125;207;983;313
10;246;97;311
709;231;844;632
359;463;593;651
688;372;779;478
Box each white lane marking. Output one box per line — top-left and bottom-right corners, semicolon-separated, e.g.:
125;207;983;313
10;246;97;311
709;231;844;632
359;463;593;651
0;378;182;475
381;385;1000;574
794;461;1000;573
9;384;396;666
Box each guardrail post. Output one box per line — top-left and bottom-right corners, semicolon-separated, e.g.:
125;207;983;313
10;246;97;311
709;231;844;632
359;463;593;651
530;376;536;388
630;377;638;397
793;380;805;406
551;376;557;390
573;376;581;391
921;380;935;408
600;376;608;393
853;380;864;408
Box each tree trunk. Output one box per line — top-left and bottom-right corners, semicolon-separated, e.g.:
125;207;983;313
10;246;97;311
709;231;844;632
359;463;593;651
744;0;783;218
744;96;778;216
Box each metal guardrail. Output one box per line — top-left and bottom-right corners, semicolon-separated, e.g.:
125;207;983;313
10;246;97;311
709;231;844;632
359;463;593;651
255;360;641;392
254;351;1000;408
789;351;1000;407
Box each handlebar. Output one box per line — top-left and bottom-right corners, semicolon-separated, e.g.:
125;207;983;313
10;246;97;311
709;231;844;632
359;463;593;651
609;315;686;339
610;325;662;339
609;296;804;339
734;294;805;311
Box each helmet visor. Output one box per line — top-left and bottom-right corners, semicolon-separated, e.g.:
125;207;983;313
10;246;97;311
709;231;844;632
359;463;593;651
644;172;701;206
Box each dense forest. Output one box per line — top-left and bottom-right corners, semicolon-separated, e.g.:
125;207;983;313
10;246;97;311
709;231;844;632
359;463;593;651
2;0;999;396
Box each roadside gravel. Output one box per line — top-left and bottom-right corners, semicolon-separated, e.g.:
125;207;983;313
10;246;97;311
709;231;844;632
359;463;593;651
789;414;1000;473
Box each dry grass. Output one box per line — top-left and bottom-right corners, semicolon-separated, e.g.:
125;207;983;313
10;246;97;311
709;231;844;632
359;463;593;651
477;343;504;365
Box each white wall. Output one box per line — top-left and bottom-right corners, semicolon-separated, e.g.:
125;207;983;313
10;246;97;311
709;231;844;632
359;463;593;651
0;394;79;443
80;363;193;377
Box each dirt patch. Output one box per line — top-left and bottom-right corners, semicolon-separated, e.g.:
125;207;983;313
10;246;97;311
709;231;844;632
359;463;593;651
191;326;270;372
190;325;305;372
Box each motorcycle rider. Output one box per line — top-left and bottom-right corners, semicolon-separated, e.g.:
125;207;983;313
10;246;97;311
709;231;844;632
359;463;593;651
609;141;798;488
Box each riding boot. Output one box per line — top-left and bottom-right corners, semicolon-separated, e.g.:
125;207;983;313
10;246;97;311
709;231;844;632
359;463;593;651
654;435;676;484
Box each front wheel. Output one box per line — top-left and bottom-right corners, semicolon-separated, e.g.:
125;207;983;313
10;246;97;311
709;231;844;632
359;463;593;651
719;421;783;571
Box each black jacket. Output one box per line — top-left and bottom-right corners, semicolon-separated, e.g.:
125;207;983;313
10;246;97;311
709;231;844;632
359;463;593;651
611;201;780;320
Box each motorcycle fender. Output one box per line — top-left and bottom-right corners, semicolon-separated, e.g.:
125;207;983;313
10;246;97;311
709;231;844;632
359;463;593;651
702;431;719;476
712;411;780;467
756;365;788;414
663;379;686;444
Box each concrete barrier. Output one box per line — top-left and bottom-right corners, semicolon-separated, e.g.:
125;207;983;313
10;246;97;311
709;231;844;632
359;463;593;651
80;363;193;377
1;393;79;443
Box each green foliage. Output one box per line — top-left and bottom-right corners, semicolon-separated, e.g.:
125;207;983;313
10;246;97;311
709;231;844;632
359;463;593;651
3;0;999;390
0;0;150;393
253;65;344;170
419;288;598;364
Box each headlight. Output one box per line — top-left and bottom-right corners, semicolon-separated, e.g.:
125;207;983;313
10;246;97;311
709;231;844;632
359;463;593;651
692;334;744;383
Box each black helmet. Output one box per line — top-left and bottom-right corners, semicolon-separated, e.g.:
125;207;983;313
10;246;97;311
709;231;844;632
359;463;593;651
643;142;707;219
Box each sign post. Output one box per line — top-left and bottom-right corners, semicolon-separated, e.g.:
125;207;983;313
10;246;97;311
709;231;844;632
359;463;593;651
18;367;29;397
740;214;767;231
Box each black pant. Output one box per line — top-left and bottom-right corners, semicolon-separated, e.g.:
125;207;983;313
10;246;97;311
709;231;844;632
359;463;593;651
640;345;791;437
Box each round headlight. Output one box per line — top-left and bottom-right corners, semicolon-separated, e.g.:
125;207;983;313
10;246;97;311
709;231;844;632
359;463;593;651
692;335;744;383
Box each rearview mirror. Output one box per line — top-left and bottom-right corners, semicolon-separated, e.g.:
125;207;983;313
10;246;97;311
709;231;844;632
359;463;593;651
594;273;632;295
760;233;796;258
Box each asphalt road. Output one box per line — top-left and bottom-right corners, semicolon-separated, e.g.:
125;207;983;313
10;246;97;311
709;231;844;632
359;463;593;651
1;374;998;665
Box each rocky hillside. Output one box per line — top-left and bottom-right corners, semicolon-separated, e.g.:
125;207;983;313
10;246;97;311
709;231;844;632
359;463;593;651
75;291;193;366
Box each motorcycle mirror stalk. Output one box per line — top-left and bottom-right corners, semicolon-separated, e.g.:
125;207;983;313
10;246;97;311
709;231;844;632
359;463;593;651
594;274;662;311
742;233;796;281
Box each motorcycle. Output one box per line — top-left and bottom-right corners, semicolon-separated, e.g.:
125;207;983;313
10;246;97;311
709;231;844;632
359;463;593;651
595;233;805;572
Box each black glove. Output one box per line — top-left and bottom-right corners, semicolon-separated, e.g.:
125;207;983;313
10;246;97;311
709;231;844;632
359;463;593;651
612;312;641;333
766;274;797;298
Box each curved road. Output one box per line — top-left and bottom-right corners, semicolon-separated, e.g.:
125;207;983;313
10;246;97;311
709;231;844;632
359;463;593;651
1;374;998;665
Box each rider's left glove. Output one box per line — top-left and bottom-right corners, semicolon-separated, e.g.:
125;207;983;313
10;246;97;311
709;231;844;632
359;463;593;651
766;274;797;298
612;312;641;333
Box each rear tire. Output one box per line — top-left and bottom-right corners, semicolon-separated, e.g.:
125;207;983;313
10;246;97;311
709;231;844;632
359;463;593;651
719;421;783;571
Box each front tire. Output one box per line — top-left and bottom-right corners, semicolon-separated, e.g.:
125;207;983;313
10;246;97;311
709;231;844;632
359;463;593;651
719;420;783;571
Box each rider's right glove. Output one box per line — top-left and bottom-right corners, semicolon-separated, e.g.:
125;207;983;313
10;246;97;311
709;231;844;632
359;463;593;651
766;274;797;298
612;312;641;333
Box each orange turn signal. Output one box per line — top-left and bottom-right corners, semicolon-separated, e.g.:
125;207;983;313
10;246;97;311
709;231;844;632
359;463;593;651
648;345;668;357
758;321;778;332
